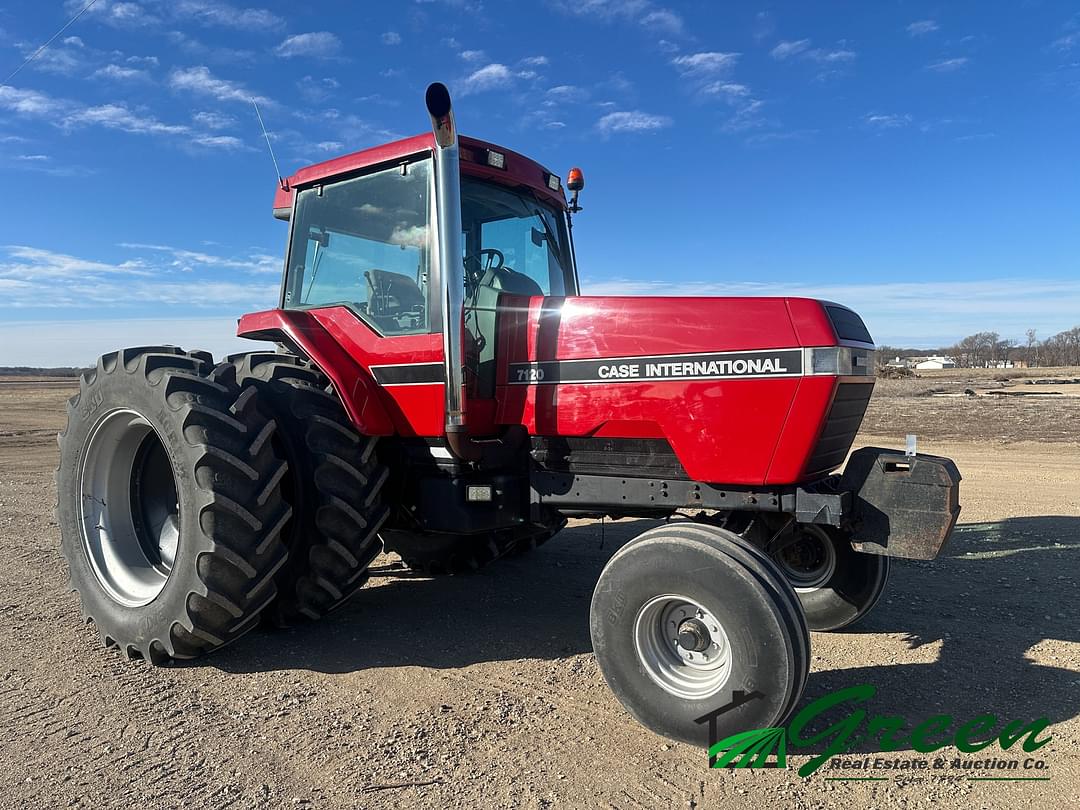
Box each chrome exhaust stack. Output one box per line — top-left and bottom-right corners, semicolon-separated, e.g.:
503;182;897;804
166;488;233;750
425;82;479;461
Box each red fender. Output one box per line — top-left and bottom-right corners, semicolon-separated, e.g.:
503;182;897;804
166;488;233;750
237;309;395;436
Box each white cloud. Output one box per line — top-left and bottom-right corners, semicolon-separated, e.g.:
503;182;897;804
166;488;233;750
926;57;970;72
671;51;760;127
815;49;856;63
296;75;339;102
460;63;514;95
315;140;343;151
24;45;83;76
381;31;402;45
169;65;273;105
0;86;66;117
907;20;939;36
70;0;282;30
771;39;810;60
63;36;85;47
190;134;247;149
126;54;159;67
1053;31;1080;51
174;0;285;31
546;84;588;102
671;51;739;75
192;110;236;129
15;154;50;162
275;32;342;59
520;55;549;66
864;112;912;129
702;81;750;99
117;243;277;273
1;245;150;281
459;49;486;62
640;8;683;35
389;225;429;248
68;0;161;28
64;104;189;136
722;99;766;133
772;39;856;65
92;64;152;82
596;110;671;135
553;0;650;21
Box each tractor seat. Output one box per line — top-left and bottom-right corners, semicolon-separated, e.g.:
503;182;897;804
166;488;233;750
365;269;425;315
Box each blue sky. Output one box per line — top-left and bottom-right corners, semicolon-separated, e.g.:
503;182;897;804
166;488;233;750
1;1;1079;364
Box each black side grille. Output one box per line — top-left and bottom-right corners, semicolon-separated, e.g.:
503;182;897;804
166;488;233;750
805;382;874;476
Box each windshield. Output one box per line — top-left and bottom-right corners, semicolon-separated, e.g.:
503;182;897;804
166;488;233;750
461;177;572;298
283;157;432;335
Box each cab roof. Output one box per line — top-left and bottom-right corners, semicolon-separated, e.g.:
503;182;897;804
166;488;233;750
272;133;567;220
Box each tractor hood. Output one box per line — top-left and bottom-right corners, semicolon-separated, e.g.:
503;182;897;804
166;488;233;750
494;295;877;486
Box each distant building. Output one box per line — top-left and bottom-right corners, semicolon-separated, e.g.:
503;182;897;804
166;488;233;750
914;356;956;370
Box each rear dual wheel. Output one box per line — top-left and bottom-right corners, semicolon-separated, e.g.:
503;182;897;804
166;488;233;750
56;348;291;662
230;352;389;624
590;523;810;747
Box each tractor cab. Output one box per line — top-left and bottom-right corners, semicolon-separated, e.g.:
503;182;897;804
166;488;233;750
267;128;578;420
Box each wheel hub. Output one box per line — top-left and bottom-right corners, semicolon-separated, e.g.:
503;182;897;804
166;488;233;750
774;525;837;592
633;595;732;699
677;617;711;652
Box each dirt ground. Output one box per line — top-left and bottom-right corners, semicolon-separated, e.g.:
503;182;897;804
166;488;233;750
0;374;1077;809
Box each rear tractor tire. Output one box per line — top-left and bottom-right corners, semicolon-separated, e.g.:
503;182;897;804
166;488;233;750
56;347;292;663
230;352;389;624
590;522;810;748
770;524;890;632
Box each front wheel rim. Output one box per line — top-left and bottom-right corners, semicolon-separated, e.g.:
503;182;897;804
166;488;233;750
633;594;733;699
79;409;180;607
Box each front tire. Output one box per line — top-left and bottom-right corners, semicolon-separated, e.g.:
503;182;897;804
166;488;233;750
771;525;890;632
590;522;809;748
56;348;291;663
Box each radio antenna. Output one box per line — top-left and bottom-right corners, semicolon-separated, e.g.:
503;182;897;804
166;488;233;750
2;0;101;85
251;98;287;191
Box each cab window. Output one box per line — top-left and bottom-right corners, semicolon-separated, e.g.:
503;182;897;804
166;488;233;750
284;158;432;335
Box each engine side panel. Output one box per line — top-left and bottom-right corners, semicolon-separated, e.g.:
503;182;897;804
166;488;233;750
494;296;860;486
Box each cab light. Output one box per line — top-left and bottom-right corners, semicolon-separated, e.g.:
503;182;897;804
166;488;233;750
486;150;506;169
546;173;562;192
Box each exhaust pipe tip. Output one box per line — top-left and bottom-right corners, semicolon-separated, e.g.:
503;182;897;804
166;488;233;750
425;82;452;119
425;82;456;148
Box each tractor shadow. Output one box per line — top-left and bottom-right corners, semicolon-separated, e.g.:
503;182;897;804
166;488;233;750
796;515;1080;751
214;516;1080;747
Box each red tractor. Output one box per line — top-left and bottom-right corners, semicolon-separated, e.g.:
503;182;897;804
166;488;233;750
56;83;960;747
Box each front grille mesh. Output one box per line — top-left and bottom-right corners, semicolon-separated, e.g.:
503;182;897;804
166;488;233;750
805;382;874;476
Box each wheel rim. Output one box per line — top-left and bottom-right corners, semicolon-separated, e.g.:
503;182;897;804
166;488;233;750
79;409;180;607
633;594;733;699
773;525;837;592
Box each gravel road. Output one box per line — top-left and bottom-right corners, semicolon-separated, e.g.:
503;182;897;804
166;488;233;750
0;381;1076;809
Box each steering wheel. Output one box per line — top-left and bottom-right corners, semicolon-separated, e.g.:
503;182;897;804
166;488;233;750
464;248;505;292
